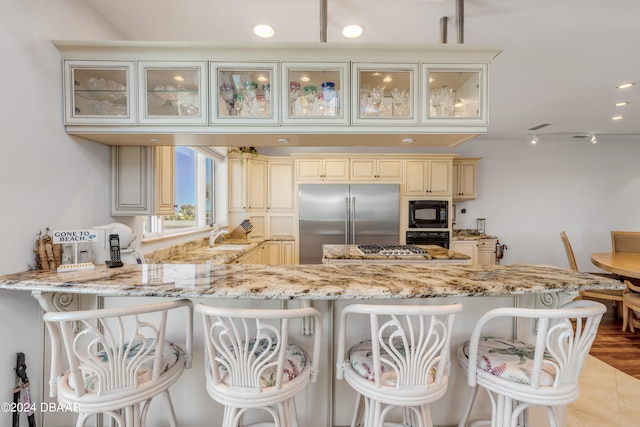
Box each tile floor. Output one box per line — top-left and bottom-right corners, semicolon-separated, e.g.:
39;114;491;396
567;356;640;427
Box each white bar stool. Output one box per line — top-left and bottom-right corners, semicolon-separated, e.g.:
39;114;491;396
43;299;194;427
195;303;322;427
336;302;462;427
457;299;606;427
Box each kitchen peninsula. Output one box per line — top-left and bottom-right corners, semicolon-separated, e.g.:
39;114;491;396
0;248;624;427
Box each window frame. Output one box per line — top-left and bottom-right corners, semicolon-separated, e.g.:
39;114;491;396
142;147;217;240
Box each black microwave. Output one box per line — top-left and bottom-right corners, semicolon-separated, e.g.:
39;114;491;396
408;200;448;228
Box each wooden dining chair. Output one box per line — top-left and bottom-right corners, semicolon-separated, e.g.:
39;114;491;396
611;230;640;253
611;231;640;331
560;232;623;314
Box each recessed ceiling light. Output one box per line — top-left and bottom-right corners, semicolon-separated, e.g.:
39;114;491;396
590;134;598;144
615;102;629;107
173;75;184;82
149;138;162;144
300;76;311;82
278;138;289;144
530;135;539;144
616;82;635;89
257;75;268;82
612;115;623;121
383;76;393;83
342;25;364;39
253;24;275;38
402;138;414;144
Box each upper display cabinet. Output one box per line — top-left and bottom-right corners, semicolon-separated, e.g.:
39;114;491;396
423;64;488;125
281;62;349;125
64;60;135;124
352;63;418;125
138;61;207;124
211;62;278;124
54;41;501;147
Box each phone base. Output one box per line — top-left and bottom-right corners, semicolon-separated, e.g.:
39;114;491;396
105;261;124;268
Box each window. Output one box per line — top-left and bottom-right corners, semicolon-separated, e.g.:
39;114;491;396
143;147;217;237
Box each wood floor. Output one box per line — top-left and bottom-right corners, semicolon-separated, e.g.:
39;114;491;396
586;298;640;380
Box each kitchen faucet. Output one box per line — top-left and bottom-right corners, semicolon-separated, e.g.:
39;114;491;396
209;228;229;246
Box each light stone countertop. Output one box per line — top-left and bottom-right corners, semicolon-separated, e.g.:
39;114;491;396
0;262;624;300
322;244;471;261
452;229;498;240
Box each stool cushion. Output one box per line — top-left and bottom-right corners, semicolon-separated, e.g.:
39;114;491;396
82;339;184;392
218;339;308;388
460;336;555;386
348;339;435;387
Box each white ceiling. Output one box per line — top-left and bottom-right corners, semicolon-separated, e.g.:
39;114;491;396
84;0;640;145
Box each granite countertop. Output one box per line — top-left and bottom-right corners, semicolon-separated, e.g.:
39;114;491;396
452;229;498;240
145;237;294;264
0;262;624;300
323;245;471;261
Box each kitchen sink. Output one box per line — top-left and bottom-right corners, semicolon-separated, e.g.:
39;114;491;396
207;244;250;251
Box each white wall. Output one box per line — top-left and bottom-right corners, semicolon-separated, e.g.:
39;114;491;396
0;1;123;424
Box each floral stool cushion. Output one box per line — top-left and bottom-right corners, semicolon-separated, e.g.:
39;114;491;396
82;339;184;392
218;339;308;388
459;336;555;386
348;339;436;387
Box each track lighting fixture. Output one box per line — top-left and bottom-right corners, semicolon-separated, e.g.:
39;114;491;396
530;135;539;144
590;134;597;144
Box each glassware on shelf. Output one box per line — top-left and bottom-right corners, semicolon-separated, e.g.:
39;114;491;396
256;95;267;115
390;87;407;116
289;82;300;116
321;81;336;116
262;83;271;115
430;85;455;117
233;93;245;116
302;85;317;116
359;84;371;116
244;81;258;115
369;86;384;116
220;84;235;116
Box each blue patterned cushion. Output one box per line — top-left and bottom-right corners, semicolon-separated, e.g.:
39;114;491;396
218;339;308;388
82;339;184;392
460;336;555;386
348;339;437;387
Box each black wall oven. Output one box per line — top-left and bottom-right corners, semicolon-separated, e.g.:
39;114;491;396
406;231;450;249
408;200;448;228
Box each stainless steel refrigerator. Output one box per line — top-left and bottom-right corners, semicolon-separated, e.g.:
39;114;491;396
298;184;400;264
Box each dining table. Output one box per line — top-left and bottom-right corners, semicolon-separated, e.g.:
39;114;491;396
591;252;640;279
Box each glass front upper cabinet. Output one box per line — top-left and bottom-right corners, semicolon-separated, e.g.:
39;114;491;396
138;61;207;124
64;60;135;124
423;64;487;124
281;62;349;124
211;62;278;124
352;63;418;125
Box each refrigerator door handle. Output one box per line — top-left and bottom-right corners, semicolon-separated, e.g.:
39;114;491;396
345;197;350;246
351;196;356;245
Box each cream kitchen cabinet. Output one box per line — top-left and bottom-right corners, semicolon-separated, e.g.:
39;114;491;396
452;238;496;265
295;158;349;182
227;156;267;212
110;146;175;215
404;159;452;196
265;241;295;265
452;159;478;200
451;241;477;265
267;160;295;212
476;238;497;265
350;158;403;182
